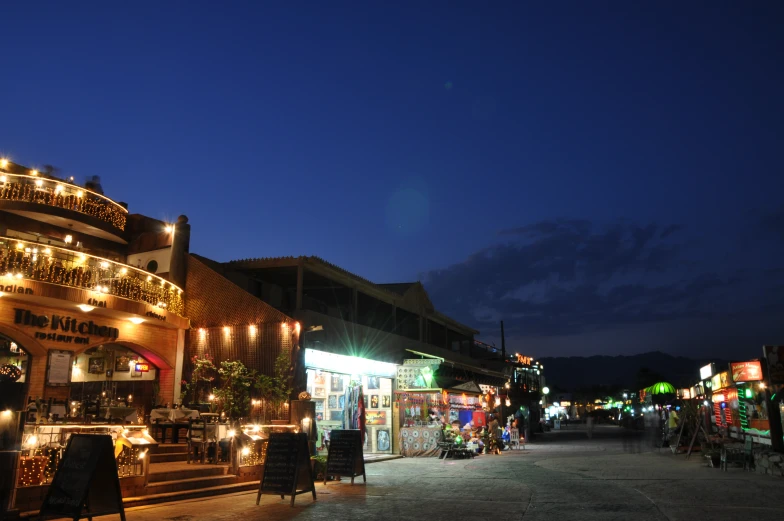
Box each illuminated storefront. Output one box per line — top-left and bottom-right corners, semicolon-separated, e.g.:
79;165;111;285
304;348;397;455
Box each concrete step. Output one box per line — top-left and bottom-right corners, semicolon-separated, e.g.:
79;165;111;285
123;481;260;509
148;466;226;483
150;452;188;463
143;474;240;495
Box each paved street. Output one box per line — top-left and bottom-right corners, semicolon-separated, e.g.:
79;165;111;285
52;425;784;521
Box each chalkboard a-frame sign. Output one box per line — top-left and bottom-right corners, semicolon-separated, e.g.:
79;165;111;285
38;434;126;521
324;429;366;485
256;432;316;507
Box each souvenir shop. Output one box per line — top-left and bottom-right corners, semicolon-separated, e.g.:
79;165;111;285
303;348;397;455
395;357;504;457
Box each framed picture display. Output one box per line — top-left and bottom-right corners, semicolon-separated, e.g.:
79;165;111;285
382;395;391;408
331;375;344;392
314;387;325;398
114;355;131;372
315;400;324;412
370;395;379;409
330;410;343;421
328;395;338;409
314;371;325;385
46;350;73;386
367;376;380;389
88;357;105;374
376;429;391;452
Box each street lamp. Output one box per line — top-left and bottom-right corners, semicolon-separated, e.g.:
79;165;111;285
542;387;550;420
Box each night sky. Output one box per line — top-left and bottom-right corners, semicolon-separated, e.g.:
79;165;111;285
2;2;783;360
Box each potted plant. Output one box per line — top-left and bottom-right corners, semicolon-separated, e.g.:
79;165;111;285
253;351;291;424
184;354;217;409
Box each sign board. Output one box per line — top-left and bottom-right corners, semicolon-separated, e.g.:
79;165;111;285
763;346;784;385
256;432;316;507
398;359;442;390
134;363;150;373
324;430;366;485
711;371;730;391
730;361;763;383
38;434;125;521
700;363;713;380
304;348;396;378
45;350;73;386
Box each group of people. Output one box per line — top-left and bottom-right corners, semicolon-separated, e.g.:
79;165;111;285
438;412;521;455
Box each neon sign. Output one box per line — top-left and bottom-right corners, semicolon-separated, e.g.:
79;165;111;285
135;363;150;372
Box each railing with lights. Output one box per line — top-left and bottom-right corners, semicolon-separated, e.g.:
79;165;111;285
0;236;184;317
0;171;128;231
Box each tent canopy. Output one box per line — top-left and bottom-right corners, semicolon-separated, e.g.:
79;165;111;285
646;382;676;395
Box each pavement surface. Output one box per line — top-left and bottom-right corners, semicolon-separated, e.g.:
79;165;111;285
46;425;784;521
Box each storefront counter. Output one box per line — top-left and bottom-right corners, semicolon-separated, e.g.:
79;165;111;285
399;426;443;457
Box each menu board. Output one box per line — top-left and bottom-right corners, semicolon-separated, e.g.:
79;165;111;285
46;350;73;386
39;434;125;521
256;432;316;507
324;430;366;485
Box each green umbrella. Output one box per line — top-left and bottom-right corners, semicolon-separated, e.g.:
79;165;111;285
646;382;675;395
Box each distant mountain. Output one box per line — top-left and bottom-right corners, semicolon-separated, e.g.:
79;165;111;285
539;351;726;392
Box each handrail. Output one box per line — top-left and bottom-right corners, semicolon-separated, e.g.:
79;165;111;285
0;172;127;231
0;236;184;317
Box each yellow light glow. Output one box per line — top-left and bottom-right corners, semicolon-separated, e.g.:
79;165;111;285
76;190;83;198
55;184;64;193
223;326;230;334
249;324;257;336
26;435;38;448
34;179;43;187
0;159;7;168
77;304;95;312
0;175;6;183
228;430;236;438
30;169;38;176
16;242;23;249
1;409;12;418
100;261;109;269
15;273;22;279
146;275;152;282
129;317;145;325
295;322;301;334
759;382;766;390
138;451;146;460
208;394;215;401
120;267;127;274
241;447;250;456
64;235;73;244
165;225;173;233
281;322;288;330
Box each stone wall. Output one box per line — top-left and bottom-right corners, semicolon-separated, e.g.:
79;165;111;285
753;449;784;477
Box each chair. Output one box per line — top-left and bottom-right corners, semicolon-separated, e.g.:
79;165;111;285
509;428;525;450
187;420;208;464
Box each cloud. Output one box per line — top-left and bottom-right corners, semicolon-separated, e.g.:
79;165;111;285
422;218;784;346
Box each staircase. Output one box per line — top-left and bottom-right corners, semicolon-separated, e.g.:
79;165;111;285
124;444;259;507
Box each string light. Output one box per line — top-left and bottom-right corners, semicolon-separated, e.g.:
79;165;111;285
0;236;185;316
0;172;126;230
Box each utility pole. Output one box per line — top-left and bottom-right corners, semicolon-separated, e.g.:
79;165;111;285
500;320;506;360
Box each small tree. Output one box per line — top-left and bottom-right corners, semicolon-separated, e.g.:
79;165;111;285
254;350;292;421
184;354;217;405
215;360;255;420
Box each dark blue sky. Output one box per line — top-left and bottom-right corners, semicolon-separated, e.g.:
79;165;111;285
2;2;783;359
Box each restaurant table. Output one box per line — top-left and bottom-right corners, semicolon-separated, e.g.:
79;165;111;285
150;408;200;422
399;426;443;457
102;406;137;423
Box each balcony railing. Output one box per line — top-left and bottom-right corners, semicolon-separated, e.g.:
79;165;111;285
0;172;127;231
0;236;184;317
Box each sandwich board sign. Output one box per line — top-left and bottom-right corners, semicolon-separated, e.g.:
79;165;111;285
38;434;125;521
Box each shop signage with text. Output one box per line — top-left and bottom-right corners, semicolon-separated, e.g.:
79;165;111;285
13;308;120;344
3;284;33;295
134;362;150;372
730;361;762;382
